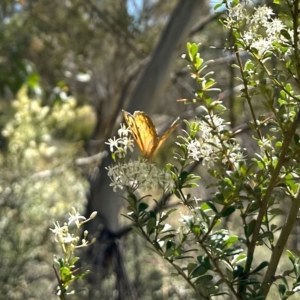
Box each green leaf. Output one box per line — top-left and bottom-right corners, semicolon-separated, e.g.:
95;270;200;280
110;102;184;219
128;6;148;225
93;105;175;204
27;73;40;88
180;171;190;183
190;265;208;278
232;253;247;265
164;248;174;257
166;208;177;216
194;274;213;284
277;284;286;297
252;261;269;273
287;250;295;264
294;261;300;279
159;234;176;241
73;269;90;281
220;206;235;217
258;231;274;241
203;78;216;90
138;202;149;213
174;190;182;200
284;291;295;297
214;2;224;10
233;265;244;279
190;43;199;59
197;255;213;270
60;267;72;281
57;258;64;268
69;257;79;266
182;183;199;188
146;217;156;235
290;249;300;258
223;248;244;257
187;263;197;277
174;255;194;260
173;246;184;257
166;240;175;250
195;56;203;69
214;193;225;204
244;60;254;71
245;219;256;238
206;201;219;213
223;235;239;248
269;208;284;216
191;224;201;236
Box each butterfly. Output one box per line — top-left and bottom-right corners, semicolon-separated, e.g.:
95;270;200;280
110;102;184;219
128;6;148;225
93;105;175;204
122;110;180;159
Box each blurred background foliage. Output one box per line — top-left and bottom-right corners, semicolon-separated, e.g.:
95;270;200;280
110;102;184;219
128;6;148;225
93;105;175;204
0;0;287;299
0;86;91;299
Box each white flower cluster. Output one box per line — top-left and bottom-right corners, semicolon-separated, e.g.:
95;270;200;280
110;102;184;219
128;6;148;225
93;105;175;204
226;1;248;23
107;159;174;192
106;123;175;193
186;114;244;167
179;207;208;235
105;123;134;159
226;3;287;57
50;207;97;254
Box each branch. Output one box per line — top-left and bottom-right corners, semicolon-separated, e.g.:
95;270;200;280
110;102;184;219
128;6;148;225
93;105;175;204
244;111;300;285
259;190;300;296
189;11;224;36
75;151;108;165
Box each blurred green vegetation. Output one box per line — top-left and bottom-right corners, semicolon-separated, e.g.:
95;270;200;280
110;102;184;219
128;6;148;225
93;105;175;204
2;0;296;299
0;1;205;298
0;84;93;299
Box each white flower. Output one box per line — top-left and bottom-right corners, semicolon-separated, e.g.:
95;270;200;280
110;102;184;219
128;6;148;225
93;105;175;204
105;123;134;158
118;123;130;137
258;137;273;153
106;159;174;192
243;31;255;45
222;150;245;165
226;4;289;57
186;115;245;166
179;214;193;224
178;207;208;235
106;136;120;152
187;140;202;161
227;3;247;24
68;207;86;227
50;221;68;243
266;18;285;37
251;38;273;56
250;6;274;27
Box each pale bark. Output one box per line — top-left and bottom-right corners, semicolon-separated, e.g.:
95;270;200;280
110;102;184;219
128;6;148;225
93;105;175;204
127;0;204;113
88;0;204;234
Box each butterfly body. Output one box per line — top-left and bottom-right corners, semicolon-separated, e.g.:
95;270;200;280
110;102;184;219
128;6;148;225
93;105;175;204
122;110;179;159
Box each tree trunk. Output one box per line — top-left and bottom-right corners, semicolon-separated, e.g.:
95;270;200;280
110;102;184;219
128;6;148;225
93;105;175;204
85;0;205;296
88;0;204;232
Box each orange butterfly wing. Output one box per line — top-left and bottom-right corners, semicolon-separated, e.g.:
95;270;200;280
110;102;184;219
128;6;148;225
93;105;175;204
154;117;180;157
123;110;179;159
123;110;157;158
133;112;159;157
